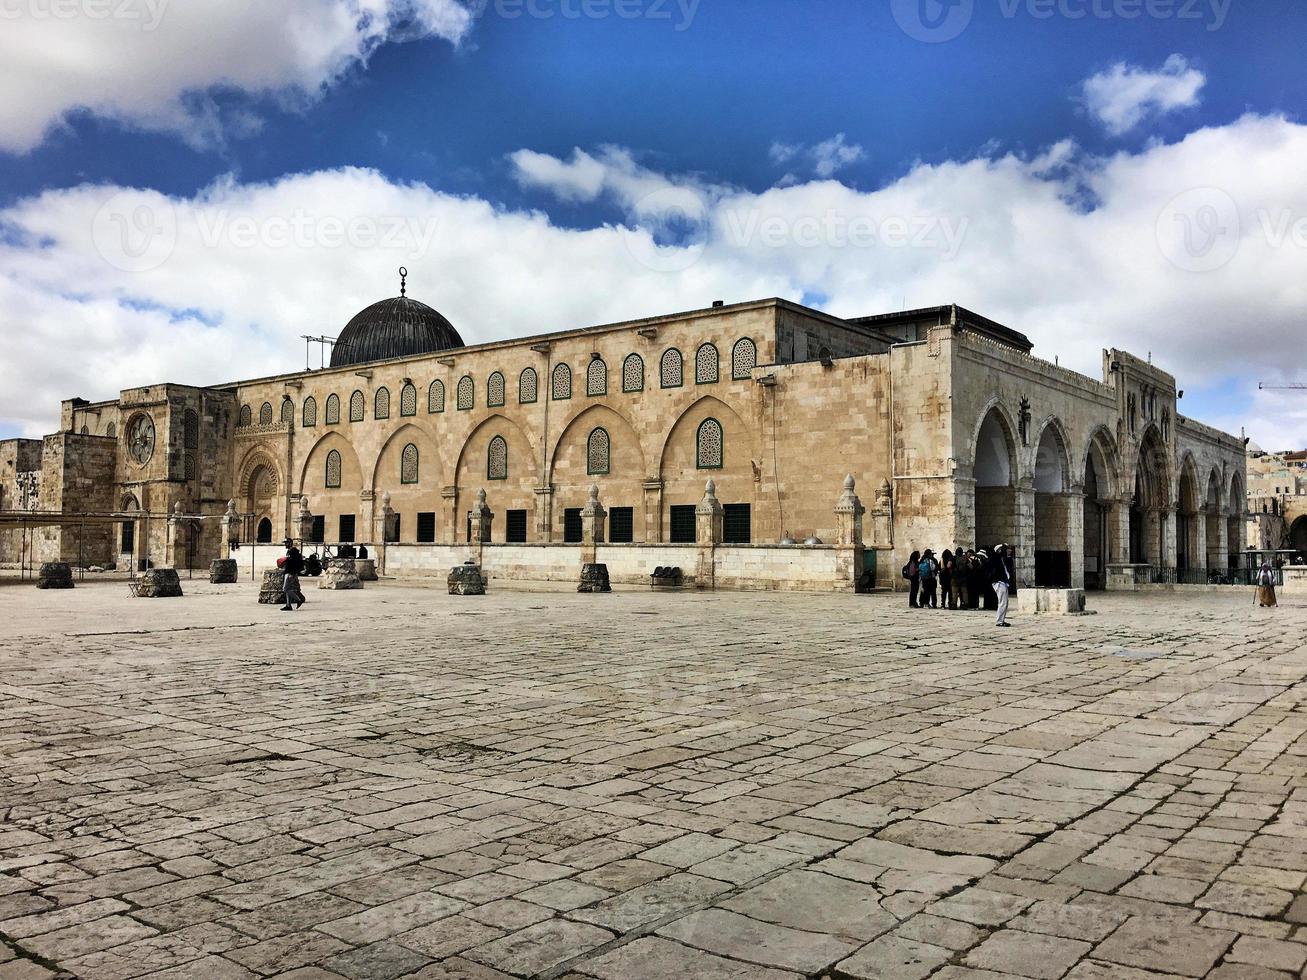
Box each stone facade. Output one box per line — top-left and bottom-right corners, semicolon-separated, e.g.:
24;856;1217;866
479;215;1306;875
1;296;1247;591
1245;447;1307;554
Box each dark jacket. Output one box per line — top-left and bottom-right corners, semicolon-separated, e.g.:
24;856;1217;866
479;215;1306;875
284;548;305;576
988;552;1014;587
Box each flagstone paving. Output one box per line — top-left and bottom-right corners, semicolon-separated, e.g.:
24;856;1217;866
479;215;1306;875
1;579;1305;979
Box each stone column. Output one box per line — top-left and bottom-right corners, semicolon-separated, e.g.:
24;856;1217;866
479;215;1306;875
1192;512;1207;576
378;492;396;575
695;479;723;590
166;502;183;568
642;479;663;543
534;485;554;543
360;490;376;546
1064;489;1085;590
834;475;866;592
1014;483;1036;588
297;496;314;545
468;489;493;565
580;485;606;567
1161;509;1177;571
221;499;238;559
1212;513;1228;572
1228;507;1246;560
1107;497;1130;565
442;486;458;544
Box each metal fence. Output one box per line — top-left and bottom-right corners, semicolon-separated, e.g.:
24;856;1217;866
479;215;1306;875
1153;565;1283;587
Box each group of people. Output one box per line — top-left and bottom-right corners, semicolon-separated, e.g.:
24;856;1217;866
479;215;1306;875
904;544;1016;627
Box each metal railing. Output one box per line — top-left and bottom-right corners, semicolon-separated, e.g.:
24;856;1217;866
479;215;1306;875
1153;565;1283;586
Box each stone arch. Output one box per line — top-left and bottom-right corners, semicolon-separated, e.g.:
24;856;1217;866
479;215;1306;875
1176;452;1203;575
237;448;282;501
971;403;1020;562
1081;426;1120;588
1205;467;1225;572
369;423;438;543
454;414;538;542
300;432;364;546
658;395;756;541
118;492;139;554
970;401;1018;488
1081;425;1121;499
1227;470;1247;562
1129;424;1170;566
1290;515;1307;554
237;448;282;540
1031;417;1074;586
550;404;646;532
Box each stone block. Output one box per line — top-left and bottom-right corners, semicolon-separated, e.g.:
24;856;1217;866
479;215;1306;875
209;559;238;584
578;563;612;594
37;562;74;589
1016;588;1090;615
320;564;363;590
1106;563;1147;591
448;560;486;595
258;569;286;605
356;558;378;582
1282;567;1307;596
134;568;183;598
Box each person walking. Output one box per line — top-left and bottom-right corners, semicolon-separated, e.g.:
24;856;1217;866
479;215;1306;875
919;549;939;609
954;548;972;609
1256;560;1278;608
940;549;955;610
904;550;921;608
280;538;307;612
989;543;1013;627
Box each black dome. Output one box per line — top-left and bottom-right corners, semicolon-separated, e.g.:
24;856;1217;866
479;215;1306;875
331;295;463;368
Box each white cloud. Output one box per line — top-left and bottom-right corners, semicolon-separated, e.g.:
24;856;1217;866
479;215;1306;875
770;133;865;179
4;114;1307;450
1082;54;1206;137
0;0;471;154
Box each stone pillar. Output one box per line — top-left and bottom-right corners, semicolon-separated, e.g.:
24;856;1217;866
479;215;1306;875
695;479;723;590
377;492;397;576
221;499;238;558
1107;497;1130;565
1215;513;1229;570
580;484;606;566
642;479;663;543
1065;489;1085;590
1192;511;1207;574
360;490;376;546
442;486;458;544
1014;483;1036;588
834;475;866;592
297;496;314;545
166;502;183;568
1161;509;1177;571
1228;507;1246;561
469;489;493;565
870;478;895;590
534;485;554;543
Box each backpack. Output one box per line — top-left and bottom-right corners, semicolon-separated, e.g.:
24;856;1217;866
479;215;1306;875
919;559;935;581
902;562;914;580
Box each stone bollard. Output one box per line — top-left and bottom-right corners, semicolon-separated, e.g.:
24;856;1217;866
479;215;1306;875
37;562;74;589
258;569;287;605
578;563;612;594
355;558;378;582
134;569;184;598
320;561;363;590
210;559;238;584
448;560;486;595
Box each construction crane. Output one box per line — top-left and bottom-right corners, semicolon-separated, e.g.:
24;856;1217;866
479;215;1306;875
1259;383;1307;390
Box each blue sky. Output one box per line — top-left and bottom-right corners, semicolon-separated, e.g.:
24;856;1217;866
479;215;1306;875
2;0;1306;445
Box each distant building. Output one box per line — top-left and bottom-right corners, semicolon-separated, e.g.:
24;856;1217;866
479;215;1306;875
1246;444;1307;553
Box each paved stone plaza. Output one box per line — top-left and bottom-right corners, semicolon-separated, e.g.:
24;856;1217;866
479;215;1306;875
1;582;1305;980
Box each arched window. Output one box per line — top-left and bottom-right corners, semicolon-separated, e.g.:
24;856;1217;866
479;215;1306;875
587;358;607;396
428;380;445;414
488;371;505;408
660;348;683;388
400;383;417;417
488;435;508;480
80;424;88;435
325;394;341;425
587;427;611;475
349;390;365;422
401;444;419;485
622;353;644;393
732;337;757;379
696;418;723;469
457;375;474;411
257;518;273;544
303;397;318;428
695;343;719;384
239;405;252;427
375;387;390;420
184;409;199;480
552;363;572;400
259;402;273;425
325;449;342;488
281;398;294;425
106;422;116;438
519;367;538;404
